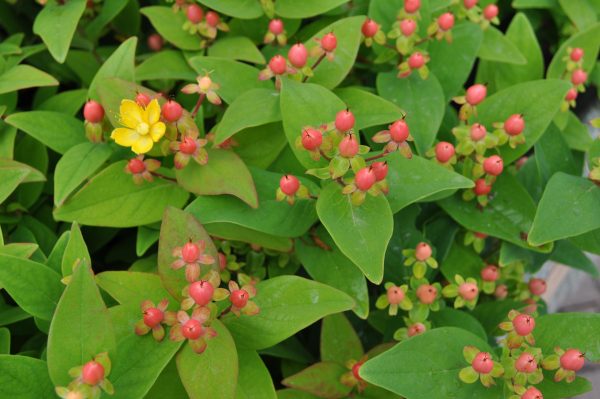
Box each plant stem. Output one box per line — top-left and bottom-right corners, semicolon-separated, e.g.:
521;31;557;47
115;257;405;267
364;152;388;162
191;93;206;119
302;53;327;82
150;171;177;182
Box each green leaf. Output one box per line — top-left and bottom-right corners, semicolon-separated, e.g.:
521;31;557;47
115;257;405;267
0;355;55;399
440;242;484;281
214;89;281;145
32;0;86;63
38;88;88;116
376;72;445;155
177;320;238;399
54;161;189;227
203;222;293;252
46;231;70;275
320;313;363;364
137;226;160;256
334;87;404;130
88;37;137;99
537;376;592;399
529;173;600;245
234;123;288;169
360;327;503;398
136;50;197;81
0;65;58;95
535;313;600;360
277;389;321;399
235;350;277;399
47;262;116;386
569;227;600;255
282;362;352;398
513;0;558;8
5;111;86;154
547;23;600;79
561;111;593;152
275;0;348;18
208;36;265;64
198;0;263;18
0;254;62;320
0;329;8;354
176;149;258;208
471;300;528;336
0;243;38;259
146;358;189;399
61;222;91;277
559;0;597;31
96;271;174;306
317;182;393;284
477;26;527;65
534;124;579;184
550;240;599;277
141;6;203;50
223;276;354;350
0;159;45;204
385;153;474;213
85;0;129;40
429;308;487;341
54;142;112;206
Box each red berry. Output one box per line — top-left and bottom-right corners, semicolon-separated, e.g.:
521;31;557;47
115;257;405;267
474;179;492;196
435;141;455;163
288;43;308;68
83;100;104;123
362;19;379;37
404;0;421;13
515;353;537;373
205;11;219;27
565;88;578;101
301;128;323;150
269;55;287;75
408;52;425;69
321;33;337;52
438;12;455;31
179;136;197;155
355;168;376;191
269;19;284;35
231;289;249;308
335;109;355;131
182;318;203;340
560;349;585;371
162;100;183;122
483;155;503;176
400;19;417;36
136;92;151;107
127;158;146;174
474;232;488;239
189;280;215;306
147;34;163;52
352;361;363;381
513;314;535;336
389;119;410;142
483;4;499;20
218;252;227;270
415;242;432;261
144;307;164;327
570;48;584;62
187;4;204;24
571;68;587;85
459;282;479;301
82;361;105;386
182;242;200;263
387;285;405;304
416;284;437;304
470;123;487;141
371;161;388;181
528;278;546;296
521;387;543;399
463;0;478;9
408;322;426;337
465;84;487;106
280;175;300;196
481;265;500;282
339;134;359;158
495;284;508;299
504;114;525;136
472;352;494;374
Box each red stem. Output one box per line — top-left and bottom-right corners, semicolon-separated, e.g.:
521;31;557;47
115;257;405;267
302;53;327;82
191;93;206;119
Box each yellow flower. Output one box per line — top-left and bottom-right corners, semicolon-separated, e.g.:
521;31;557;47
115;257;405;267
110;99;166;154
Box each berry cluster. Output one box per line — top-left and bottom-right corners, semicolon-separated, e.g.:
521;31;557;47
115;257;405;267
55;353;113;399
178;1;229;45
560;47;588;111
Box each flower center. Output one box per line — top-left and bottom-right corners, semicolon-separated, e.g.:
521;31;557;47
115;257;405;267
137;122;150;135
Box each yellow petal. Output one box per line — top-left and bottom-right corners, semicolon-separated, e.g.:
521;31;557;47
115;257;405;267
145;99;161;125
149;122;166;142
111;128;139;146
120;99;143;129
132;135;154;154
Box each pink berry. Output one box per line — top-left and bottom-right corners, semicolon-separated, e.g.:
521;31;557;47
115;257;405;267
387;285;405;304
404;0;421;13
475;232;488;239
127;158;146;174
463;0;478;9
218;252;227;270
301;128;323;150
459;282;479;301
179;136;197;155
362;19;379;37
280;175;300;196
231;289;249;308
465;84;487;106
162;100;183;122
565;88;578;101
415;242;432;261
512;314;535;336
136;92;151;107
288;43;308;68
408;52;425;69
147;34;163;52
352;361;364;381
389;119;410;142
474;179;492;196
189;280;215;306
269;19;284;35
335;109;356;131
570;48;584;62
416;284;437;304
472;352;494;374
438;12;455;31
321;33;337;52
400;19;417;36
470;123;487;141
560;349;585;371
182;318;203;340
371;161;388;181
435;141;455;163
143;307;164;327
339;134;359;158
571;68;587;85
481;265;500;282
205;11;219;27
515;353;537;373
187;4;204;24
355;168;376;191
181;242;200;263
528;278;546;296
504;114;525;136
83;100;104;123
408;322;426;337
483;155;503;176
269;55;287;75
82;361;104;386
483;4;499;20
495;284;508;299
521;387;543;399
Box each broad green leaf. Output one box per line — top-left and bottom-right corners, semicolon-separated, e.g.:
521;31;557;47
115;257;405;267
32;0;86;63
0;159;45;204
0;243;38;259
47;262;116;386
550;240;599;277
177;320;238;399
5;111;86;154
569;228;600;255
534;124;579;184
537;377;592;399
275;0;348;18
476;79;571;163
471;300;528;336
559;0;597;31
176;149;258;208
204;222;293;252
141;7;203;50
317;183;392;284
478;27;527;65
65;50;102;86
277;389;320;399
208;36;265;64
376;72;445;155
88;37;137;99
440;242;484;281
235;350;277;399
429;308;487;341
499;242;549;271
198;0;263;18
96;271;174;306
334;87;404;130
54;161;189;227
0;356;54;399
535;313;600;360
0;255;62;320
38;88;87;116
54;142;112;206
282;362;352;398
260;337;315;364
0;65;58;95
561;111;593;152
222;276;354;350
146;359;189;399
214;89;281;145
385;153;474;213
136;50;197;81
85;0;129;40
136;226;160;256
0;120;17;159
61;222;91;277
513;0;558;8
547;23;600;79
46;231;70;275
234;123;288;169
360;327;503;398
0;329;8;354
529;173;600;245
320;313;363;364
186;167;318;238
